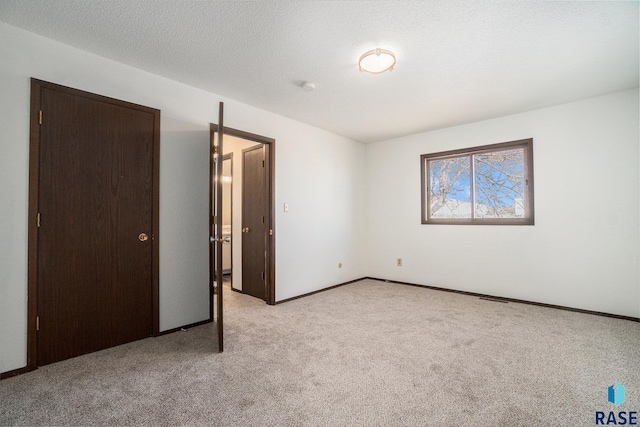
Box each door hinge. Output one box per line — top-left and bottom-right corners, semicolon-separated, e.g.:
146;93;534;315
36;316;40;331
37;213;41;228
261;272;265;281
261;216;265;224
38;110;42;125
213;145;219;154
262;160;265;168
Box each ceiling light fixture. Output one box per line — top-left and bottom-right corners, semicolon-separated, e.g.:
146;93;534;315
359;48;396;74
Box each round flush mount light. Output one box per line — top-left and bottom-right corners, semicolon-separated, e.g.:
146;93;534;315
359;48;396;74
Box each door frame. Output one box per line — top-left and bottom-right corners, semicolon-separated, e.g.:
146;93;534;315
209;125;276;305
26;79;161;371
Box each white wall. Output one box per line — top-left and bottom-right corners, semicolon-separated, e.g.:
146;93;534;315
366;89;640;318
275;124;368;299
0;22;367;373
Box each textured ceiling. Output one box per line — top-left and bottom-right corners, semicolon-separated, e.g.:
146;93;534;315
0;1;638;143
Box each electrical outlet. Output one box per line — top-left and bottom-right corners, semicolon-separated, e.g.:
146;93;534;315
397;258;402;267
284;203;289;212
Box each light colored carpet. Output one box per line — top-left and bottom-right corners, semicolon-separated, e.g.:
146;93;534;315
1;279;638;426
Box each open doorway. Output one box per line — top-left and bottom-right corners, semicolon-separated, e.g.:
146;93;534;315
221;154;232;288
210;126;275;306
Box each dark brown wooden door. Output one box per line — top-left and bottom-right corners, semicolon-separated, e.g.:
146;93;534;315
36;84;156;366
209;102;225;353
242;144;268;300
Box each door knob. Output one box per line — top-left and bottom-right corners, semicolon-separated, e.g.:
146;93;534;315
243;227;250;233
138;233;149;242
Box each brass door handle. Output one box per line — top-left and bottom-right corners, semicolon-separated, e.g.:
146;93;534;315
138;233;149;242
242;227;250;233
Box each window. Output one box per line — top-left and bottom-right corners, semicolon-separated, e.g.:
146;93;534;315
421;138;534;225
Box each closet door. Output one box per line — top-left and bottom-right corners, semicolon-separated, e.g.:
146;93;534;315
32;79;159;366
